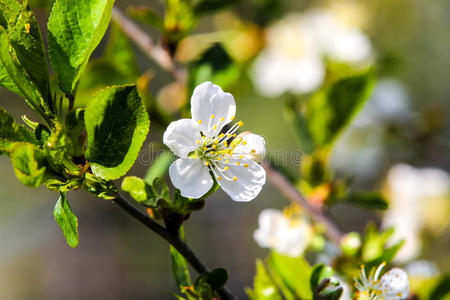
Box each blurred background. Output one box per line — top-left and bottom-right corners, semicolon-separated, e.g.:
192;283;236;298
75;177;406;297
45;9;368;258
0;0;449;299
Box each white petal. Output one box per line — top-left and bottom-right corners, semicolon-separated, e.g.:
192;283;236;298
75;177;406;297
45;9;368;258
169;158;214;199
163;119;201;158
233;132;267;162
378;268;409;300
215;158;266;202
190;81;236;136
288;55;325;93
253;209;285;248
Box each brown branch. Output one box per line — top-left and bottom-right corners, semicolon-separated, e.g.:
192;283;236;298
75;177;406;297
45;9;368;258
262;162;345;244
113;194;237;300
111;7;184;81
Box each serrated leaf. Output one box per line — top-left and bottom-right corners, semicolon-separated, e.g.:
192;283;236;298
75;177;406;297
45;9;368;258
306;70;375;148
47;0;115;96
0;26;47;118
0;106;37;154
54;192;79;247
10;142;46;187
247;259;283;300
7;1;51;107
85;85;149;180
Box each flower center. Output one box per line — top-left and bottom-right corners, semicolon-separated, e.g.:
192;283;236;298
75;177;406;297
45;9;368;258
190;115;250;182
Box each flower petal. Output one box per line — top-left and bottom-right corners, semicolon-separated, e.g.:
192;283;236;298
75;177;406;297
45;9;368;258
163;119;201;158
233;132;267;162
214;158;266;202
377;268;409;300
169;158;214;199
253;209;284;248
190;81;236;136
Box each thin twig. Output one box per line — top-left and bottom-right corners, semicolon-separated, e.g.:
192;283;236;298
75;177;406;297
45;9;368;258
113;194;237;300
262;162;345;244
111;7;184;81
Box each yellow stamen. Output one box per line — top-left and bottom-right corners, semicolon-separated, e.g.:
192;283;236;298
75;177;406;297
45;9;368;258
204;161;209;167
225;160;229;164
239;155;243;159
233;176;237;181
25;23;30;33
220;117;224;122
251;149;256;154
237;121;243;127
232;133;236;137
214;139;219;144
218;133;225;138
244;163;249;168
212;125;217;130
231;116;235;120
212;145;217;149
224;166;229;171
198;120;202;124
196;140;200;144
217;176;222;180
210;114;215;119
236;162;240;166
242;141;247;145
203;147;207;151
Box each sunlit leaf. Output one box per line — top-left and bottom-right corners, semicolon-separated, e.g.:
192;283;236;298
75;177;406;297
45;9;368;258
48;0;115;96
54;192;79;247
85;85;149;180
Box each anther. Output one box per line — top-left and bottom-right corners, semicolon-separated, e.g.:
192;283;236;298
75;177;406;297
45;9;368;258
224;166;229;171
220;117;224;122
198;120;202;124
242;141;247;145
210;114;215;119
217;176;222;180
233;176;237;181
237;121;243;126
251;149;256;153
236;162;240;166
244;163;249;168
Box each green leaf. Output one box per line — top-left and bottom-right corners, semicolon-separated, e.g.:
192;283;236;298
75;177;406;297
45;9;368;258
206;268;228;290
6;0;51;108
170;227;191;291
81;172;117;200
310;264;334;294
268;252;312;299
64;108;85;156
247;259;283;300
306;70;375;148
144;150;175;184
0;107;37;154
47;0;115;96
340;192;388;210
53;192;79;247
10;143;46;187
121;176;148;203
85;85;150;180
188;43;239;96
315;278;343;300
0;26;48;119
430;274;450;300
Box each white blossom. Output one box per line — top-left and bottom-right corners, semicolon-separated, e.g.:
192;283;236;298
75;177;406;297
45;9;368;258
382;164;450;262
163;81;266;202
253;206;312;257
354;263;409;300
251;6;372;97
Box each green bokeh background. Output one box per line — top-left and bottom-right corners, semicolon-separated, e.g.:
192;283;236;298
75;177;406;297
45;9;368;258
0;0;449;299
